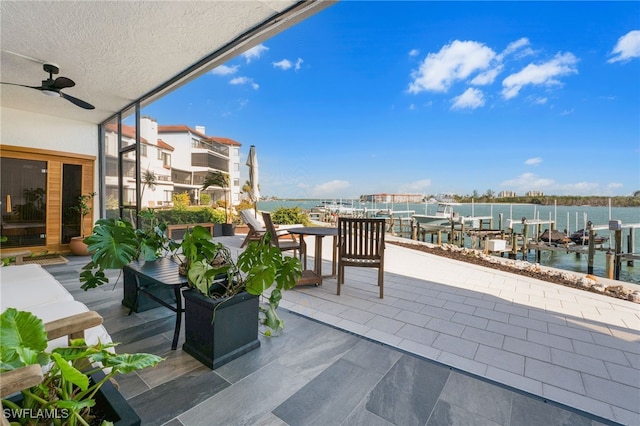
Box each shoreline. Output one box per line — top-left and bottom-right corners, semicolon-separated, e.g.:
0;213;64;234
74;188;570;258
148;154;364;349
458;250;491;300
387;236;640;304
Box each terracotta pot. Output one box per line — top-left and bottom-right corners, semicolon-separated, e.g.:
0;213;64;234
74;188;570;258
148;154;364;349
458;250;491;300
69;236;90;256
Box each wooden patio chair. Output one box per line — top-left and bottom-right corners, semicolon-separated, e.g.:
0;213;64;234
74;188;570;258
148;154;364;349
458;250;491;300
261;212;303;258
337;217;386;298
240;209;267;247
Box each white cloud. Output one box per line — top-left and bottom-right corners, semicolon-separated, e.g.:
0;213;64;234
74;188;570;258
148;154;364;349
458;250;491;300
241;44;269;63
497;37;533;61
210;64;239;76
408;40;496;93
399;179;431;193
607;182;623;189
229;76;259;90
501;52;578;99
273;57;303;71
557;181;600;194
470;66;502;85
608;30;640;63
524;157;543;165
500;172;554;190
409;48;420;57
408;103;416;110
273;59;292;70
533;97;547;104
451;88;485;110
312;180;350;197
560;109;574;116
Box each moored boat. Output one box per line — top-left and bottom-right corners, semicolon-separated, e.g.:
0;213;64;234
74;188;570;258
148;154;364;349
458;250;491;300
538;229;572;245
569;229;609;245
412;202;460;231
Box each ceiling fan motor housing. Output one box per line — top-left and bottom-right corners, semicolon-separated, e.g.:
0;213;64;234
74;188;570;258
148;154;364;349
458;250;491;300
43;63;60;75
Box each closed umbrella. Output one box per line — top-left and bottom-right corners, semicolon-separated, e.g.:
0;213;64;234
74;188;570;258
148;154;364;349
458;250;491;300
246;145;260;210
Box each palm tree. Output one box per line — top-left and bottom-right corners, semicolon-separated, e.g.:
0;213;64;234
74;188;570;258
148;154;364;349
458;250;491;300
140;169;157;202
201;171;230;222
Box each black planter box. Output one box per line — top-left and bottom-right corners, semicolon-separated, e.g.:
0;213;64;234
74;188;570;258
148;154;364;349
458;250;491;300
6;371;140;426
122;267;176;312
182;288;260;369
214;223;235;236
221;223;235;236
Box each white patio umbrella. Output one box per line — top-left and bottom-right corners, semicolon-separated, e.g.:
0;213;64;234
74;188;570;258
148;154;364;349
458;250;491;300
246;145;260;211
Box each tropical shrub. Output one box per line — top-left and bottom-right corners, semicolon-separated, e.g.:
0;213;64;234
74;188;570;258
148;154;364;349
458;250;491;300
271;207;310;226
155;207;226;224
172;192;190;210
199;193;211;206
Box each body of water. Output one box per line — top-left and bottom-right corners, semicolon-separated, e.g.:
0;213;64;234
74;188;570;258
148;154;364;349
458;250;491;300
258;200;640;284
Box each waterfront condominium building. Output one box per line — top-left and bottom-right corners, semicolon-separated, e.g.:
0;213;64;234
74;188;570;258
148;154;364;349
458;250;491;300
104;116;242;211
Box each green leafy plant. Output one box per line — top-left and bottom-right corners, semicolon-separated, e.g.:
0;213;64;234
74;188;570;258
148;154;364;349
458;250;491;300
79;218;138;290
172;192;190;210
182;226;302;336
70;192;96;237
0;308;163;425
79;213;178;290
271;206;310;226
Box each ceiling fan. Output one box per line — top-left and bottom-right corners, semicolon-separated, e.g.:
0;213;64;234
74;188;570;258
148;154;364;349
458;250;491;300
1;63;95;110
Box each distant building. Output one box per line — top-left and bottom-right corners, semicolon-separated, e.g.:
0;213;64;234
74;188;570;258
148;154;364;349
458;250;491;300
498;191;517;198
435;193;457;202
362;193;425;203
104;116;242;209
526;190;544;197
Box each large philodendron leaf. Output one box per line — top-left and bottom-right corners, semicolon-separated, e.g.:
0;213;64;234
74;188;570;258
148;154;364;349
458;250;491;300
102;353;164;374
275;256;303;291
188;260;215;296
51;352;89;391
244;264;276;296
85;218;138;269
0;308;48;371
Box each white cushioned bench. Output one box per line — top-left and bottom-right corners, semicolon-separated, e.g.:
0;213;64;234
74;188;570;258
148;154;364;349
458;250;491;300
0;264;112;350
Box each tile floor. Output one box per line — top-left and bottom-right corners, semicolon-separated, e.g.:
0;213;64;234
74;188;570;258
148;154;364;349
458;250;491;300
42;232;638;425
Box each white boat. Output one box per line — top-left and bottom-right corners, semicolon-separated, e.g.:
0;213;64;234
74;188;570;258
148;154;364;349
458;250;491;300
412;202;460;231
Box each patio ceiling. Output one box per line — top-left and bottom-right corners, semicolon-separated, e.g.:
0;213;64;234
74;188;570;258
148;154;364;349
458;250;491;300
0;1;333;125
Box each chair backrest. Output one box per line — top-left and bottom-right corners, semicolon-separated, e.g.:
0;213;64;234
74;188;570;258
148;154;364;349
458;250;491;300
338;217;385;262
261;211;278;242
241;209;265;231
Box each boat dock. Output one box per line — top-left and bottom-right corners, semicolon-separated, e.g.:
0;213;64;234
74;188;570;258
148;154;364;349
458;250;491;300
306;202;638;282
408;215;639;282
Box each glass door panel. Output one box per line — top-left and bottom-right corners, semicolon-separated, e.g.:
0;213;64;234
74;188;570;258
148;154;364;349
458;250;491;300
1;158;47;247
61;164;82;244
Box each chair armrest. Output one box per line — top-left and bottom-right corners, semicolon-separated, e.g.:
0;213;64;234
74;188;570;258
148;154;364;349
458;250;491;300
45;311;104;341
0;364;43;398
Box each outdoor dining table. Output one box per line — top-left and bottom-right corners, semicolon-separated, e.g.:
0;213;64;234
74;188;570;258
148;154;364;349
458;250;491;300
123;257;189;350
287;226;338;286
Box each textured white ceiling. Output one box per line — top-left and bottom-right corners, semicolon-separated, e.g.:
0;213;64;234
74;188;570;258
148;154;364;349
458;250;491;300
0;1;332;124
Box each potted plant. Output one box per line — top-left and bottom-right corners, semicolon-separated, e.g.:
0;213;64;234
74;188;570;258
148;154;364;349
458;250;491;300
79;213;180;312
69;192;96;256
179;226;302;369
0;308;163;425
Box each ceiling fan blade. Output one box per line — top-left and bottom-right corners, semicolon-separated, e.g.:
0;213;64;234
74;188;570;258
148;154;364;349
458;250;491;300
60;92;95;110
52;76;75;89
0;81;41;90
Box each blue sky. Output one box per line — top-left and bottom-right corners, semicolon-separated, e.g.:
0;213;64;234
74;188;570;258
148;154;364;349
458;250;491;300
143;1;640;199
